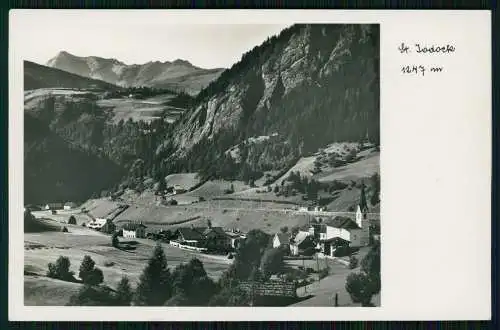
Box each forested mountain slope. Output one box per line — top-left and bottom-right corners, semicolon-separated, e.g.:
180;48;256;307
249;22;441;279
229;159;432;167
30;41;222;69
157;24;379;182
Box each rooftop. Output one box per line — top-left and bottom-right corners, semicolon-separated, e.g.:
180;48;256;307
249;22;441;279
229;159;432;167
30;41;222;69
275;232;290;244
325;216;360;230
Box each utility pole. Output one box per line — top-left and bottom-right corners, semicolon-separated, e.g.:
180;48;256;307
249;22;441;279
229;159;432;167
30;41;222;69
303;256;307;294
316;252;320;283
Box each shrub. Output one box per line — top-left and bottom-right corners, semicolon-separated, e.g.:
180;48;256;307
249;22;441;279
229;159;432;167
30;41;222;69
81;223;86;227
349;256;358;269
208;287;250;306
47;256;74;281
61;226;69;233
86;267;104;286
345;272;380;306
68;285;116;306
67;216;77;225
104;261;115;267
79;255;103;285
260;248;285;279
111;233;119;248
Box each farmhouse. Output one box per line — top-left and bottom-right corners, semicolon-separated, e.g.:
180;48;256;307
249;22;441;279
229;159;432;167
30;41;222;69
173;227;205;247
172;184;187;195
323;216;362;246
87;218;109;230
100;220;116;234
320;236;351;257
290;231;315;256
203;226;231;251
44;203;64;210
172;224;232;251
225;231;245;249
122;222;147;239
63;202;77;210
272;233;291;249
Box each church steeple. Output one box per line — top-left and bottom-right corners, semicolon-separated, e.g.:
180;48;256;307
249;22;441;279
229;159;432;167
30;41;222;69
359;181;369;213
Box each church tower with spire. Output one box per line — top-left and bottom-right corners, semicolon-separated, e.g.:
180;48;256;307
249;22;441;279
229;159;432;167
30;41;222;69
355;182;370;246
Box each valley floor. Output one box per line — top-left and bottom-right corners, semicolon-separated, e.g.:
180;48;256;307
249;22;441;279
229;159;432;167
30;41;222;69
24;221;232;306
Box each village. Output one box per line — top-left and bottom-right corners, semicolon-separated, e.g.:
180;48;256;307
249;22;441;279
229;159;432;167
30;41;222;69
28;184;379;261
24;180;380;307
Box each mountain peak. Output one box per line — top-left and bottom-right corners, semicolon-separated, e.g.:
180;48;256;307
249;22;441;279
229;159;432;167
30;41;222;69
172;59;193;66
55;50;74;58
46;52;223;95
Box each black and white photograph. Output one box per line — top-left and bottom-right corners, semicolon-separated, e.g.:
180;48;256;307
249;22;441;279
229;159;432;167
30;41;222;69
21;18;381;308
8;8;494;322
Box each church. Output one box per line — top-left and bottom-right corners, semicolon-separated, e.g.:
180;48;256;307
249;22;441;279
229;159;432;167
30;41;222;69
316;184;372;256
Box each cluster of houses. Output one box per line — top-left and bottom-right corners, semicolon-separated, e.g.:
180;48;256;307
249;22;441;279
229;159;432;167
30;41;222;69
83;215;245;255
155;184;188;197
170;222;246;253
86;218;117;233
273;186;373;258
43;202;78;211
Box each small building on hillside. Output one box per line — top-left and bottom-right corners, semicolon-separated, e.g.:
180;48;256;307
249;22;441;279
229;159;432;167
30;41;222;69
63;202;77;210
87;218;108;230
44;203;64;211
290;231;315;256
273;232;291;249
172;184;187;195
122;223;147;239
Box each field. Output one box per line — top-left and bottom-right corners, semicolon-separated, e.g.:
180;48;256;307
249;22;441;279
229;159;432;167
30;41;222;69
96;94;183;123
24;88;187;124
24;218;233;306
75;145;379;235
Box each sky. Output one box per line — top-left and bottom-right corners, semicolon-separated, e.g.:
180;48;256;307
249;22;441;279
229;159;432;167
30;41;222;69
16;11;291;69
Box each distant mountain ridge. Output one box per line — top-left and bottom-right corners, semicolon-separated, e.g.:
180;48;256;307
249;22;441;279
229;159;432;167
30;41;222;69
24;60;119;91
46;51;225;95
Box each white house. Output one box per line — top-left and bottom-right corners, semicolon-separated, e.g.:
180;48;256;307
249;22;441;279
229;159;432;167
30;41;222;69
172;184;187;195
290;231;314;256
87;218;108;230
122;223;147;239
324;216;362;247
319;184;371;248
63;202;77;210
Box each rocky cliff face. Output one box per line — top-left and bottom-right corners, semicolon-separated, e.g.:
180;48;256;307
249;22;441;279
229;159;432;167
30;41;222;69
169;24;379;160
46;51;224;95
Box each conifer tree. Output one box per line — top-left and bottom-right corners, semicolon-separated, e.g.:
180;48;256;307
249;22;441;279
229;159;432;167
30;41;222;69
115;276;133;306
134;243;172;305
